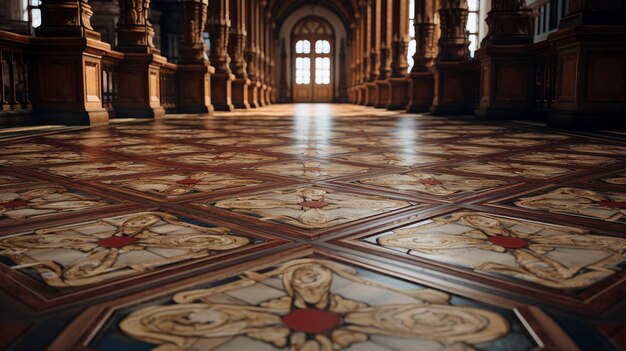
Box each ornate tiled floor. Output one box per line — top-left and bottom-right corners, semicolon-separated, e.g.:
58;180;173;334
0;104;625;351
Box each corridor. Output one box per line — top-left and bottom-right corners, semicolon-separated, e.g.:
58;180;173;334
0;104;625;350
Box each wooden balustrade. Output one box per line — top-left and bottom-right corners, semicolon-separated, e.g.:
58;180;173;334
0;30;32;125
101;50;123;117
160;63;178;112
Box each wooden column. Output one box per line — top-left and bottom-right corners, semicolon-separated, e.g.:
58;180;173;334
355;9;365;104
278;38;288;102
208;0;235;111
339;38;348;102
385;0;410;110
548;0;626;128
257;2;267;107
33;0;109;125
229;0;249;109
177;0;213;114
264;20;273;106
244;0;259;108
113;0;166;118
474;0;533;120
365;0;381;106
359;0;371;105
407;0;437;112
348;23;357;103
375;0;392;107
429;0;470;115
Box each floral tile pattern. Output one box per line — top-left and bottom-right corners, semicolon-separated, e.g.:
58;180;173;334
0;105;623;349
370;211;626;289
101;257;529;351
40;161;169;179
162;152;278;166
510;187;626;223
196;137;286;147
451;161;575;179
0;184;113;222
207;186;411;229
267;144;359;157
0;151;91;166
509;151;618;166
339;152;445;167
246;161;372;180
108;143;208;155
355;171;509;198
101;172;265;198
466;137;549;147
0;211;252;287
52;136;148;147
0;143;59;155
413;144;506;156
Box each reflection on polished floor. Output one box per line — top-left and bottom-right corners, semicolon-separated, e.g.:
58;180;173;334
0;104;625;350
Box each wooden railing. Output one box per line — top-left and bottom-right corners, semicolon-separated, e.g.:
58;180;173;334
160;63;177;112
0;30;32;124
101;50;123;116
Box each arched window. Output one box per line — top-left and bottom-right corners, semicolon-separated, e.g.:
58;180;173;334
291;16;334;102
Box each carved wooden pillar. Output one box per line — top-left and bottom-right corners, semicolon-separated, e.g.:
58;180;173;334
177;0;213;114
385;0;410;110
257;2;267;107
348;23;357;103
375;0;392;107
407;0;437;112
359;0;371;105
548;0;626;128
430;0;470;115
351;20;358;103
244;0;259;108
355;10;364;104
475;0;533;120
279;38;288;102
113;0;166;118
365;0;381;106
33;0;109;125
208;0;235;111
229;0;249;109
339;38;348;102
264;20;273;106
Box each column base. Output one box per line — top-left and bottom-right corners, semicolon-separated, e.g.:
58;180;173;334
232;78;251;110
407;71;434;113
359;85;368;105
35;109;109;126
113;106;166;118
365;82;377;106
113;53;167;118
374;81;389;108
211;72;235;111
248;80;260;108
32;37;111;125
177;64;214;114
474;45;533;120
386;77;410;110
265;86;272;105
430;61;472;115
259;84;267;107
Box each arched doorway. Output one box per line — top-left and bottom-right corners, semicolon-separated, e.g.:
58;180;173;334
291;16;334;102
